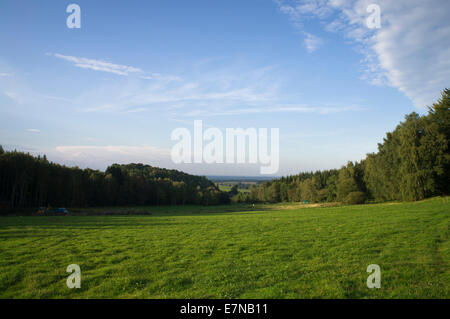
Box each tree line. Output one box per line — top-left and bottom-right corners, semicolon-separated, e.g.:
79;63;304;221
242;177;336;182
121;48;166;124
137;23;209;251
0;155;229;212
233;89;449;204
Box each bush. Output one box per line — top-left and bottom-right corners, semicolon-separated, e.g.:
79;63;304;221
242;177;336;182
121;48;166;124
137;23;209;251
344;191;366;205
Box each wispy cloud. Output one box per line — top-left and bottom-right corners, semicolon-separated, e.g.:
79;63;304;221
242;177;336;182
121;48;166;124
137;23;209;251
276;0;450;108
40;94;75;103
182;104;364;117
0;73;13;77
26;128;40;133
55;145;171;167
51;53;143;76
32;57;363;118
72;65;280;115
276;0;326;53
4;91;24;104
304;32;323;53
140;73;182;82
4;52;365;123
3;90;74;105
50;53;182;82
278;0;332;19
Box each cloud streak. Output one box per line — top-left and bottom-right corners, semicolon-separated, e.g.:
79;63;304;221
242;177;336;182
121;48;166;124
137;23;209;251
50;53;183;82
26;129;40;133
51;145;172;170
182;104;364;117
52;53;143;76
56;145;170;162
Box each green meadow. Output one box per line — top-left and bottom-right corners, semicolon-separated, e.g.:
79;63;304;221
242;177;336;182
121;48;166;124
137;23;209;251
0;198;448;299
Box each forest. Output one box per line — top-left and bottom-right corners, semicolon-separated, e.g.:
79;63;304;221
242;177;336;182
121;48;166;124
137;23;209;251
233;89;449;204
0;157;229;212
0;89;448;211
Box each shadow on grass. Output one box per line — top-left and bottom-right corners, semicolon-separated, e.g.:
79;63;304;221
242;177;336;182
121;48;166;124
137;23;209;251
0;202;347;230
0;206;277;230
69;203;277;217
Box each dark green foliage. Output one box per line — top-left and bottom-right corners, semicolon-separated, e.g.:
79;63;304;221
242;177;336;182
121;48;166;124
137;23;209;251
365;89;449;201
242;169;340;203
229;185;239;196
337;162;361;201
231;192;251;203
0;153;229;211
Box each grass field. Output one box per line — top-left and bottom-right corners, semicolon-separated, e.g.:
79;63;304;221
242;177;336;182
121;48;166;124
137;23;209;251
0;198;449;299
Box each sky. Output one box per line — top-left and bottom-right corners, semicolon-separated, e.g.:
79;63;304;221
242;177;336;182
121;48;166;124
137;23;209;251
0;0;449;176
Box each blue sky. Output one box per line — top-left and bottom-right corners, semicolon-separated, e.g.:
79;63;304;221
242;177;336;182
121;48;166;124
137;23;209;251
1;0;449;176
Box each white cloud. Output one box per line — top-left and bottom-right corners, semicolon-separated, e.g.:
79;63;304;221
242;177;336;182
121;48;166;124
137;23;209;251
304;32;323;52
277;0;332;19
276;0;450;107
55;145;171;167
56;145;169;156
51;53;143;76
4;91;24;104
140;74;182;82
276;1;326;53
0;73;13;77
50;53;182;82
26;128;40;133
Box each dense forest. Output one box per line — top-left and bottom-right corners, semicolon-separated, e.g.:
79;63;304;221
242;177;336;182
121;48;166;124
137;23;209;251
0;156;229;212
233;89;449;204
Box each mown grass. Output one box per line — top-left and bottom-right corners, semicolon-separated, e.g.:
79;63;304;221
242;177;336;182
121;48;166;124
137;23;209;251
0;198;448;299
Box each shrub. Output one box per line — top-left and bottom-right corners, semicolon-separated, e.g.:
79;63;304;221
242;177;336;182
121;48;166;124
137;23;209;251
344;191;366;205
